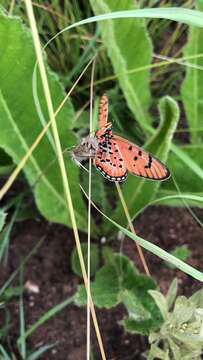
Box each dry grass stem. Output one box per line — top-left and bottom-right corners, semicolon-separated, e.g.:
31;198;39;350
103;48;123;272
24;1;106;358
115;182;150;276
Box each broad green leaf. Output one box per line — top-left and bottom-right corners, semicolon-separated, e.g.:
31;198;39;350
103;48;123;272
0;10;87;230
120;290;151;321
122;315;161;336
75;252;138;308
71;243;99;278
107;96;179;232
149;290;168;320
0;209;6;232
181;0;203;143
75;251;162;334
90;0;152;129
0;149;13;175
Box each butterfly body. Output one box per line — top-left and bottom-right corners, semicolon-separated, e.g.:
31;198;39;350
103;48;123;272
72;95;170;183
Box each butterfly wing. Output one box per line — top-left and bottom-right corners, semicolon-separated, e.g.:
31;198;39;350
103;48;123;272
113;135;170;180
94;140;128;182
98;94;108;128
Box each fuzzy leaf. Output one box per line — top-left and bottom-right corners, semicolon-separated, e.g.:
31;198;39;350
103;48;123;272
166;278;178;310
90;0;152;129
190;288;203;307
0;10;87;230
149;290;168;320
181;0;203;144
107;96;179;233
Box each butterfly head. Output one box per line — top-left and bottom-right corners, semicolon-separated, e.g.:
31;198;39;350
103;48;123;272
71;135;98;163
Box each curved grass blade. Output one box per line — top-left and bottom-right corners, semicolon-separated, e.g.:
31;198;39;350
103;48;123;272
17;296;74;346
81;186;203;282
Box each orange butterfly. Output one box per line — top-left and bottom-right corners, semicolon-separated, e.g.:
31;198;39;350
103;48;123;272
72;94;170;183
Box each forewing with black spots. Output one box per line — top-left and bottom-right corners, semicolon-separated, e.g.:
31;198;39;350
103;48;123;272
113;135;170;180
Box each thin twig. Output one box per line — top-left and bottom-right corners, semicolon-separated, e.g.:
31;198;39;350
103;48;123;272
24;2;106;359
115;182;150;276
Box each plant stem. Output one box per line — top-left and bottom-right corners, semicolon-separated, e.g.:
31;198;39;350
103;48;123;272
24;1;106;359
115;182;150;276
87;58;96;360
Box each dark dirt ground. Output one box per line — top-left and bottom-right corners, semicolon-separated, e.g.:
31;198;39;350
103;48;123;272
0;205;203;360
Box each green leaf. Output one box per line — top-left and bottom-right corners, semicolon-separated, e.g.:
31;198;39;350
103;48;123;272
90;0;152;129
71;243;99;278
149;290;168;321
166;278;178;310
146;344;170;360
181;0;203;144
0;209;6;232
166;246;191;269
107;96;179;232
173;296;194;324
120;290;151;321
75;251;162;334
0;10;87;231
75;251;137;308
190;288;203;307
0;149;13;175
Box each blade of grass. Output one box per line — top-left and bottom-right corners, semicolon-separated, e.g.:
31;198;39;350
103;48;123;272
78;52;203;92
17;296;74;346
27;343;56;360
0;346;10;360
19;267;26;359
81;186;203;282
24;2;106;359
115;182;150;276
0;197;22;264
0;236;44;298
